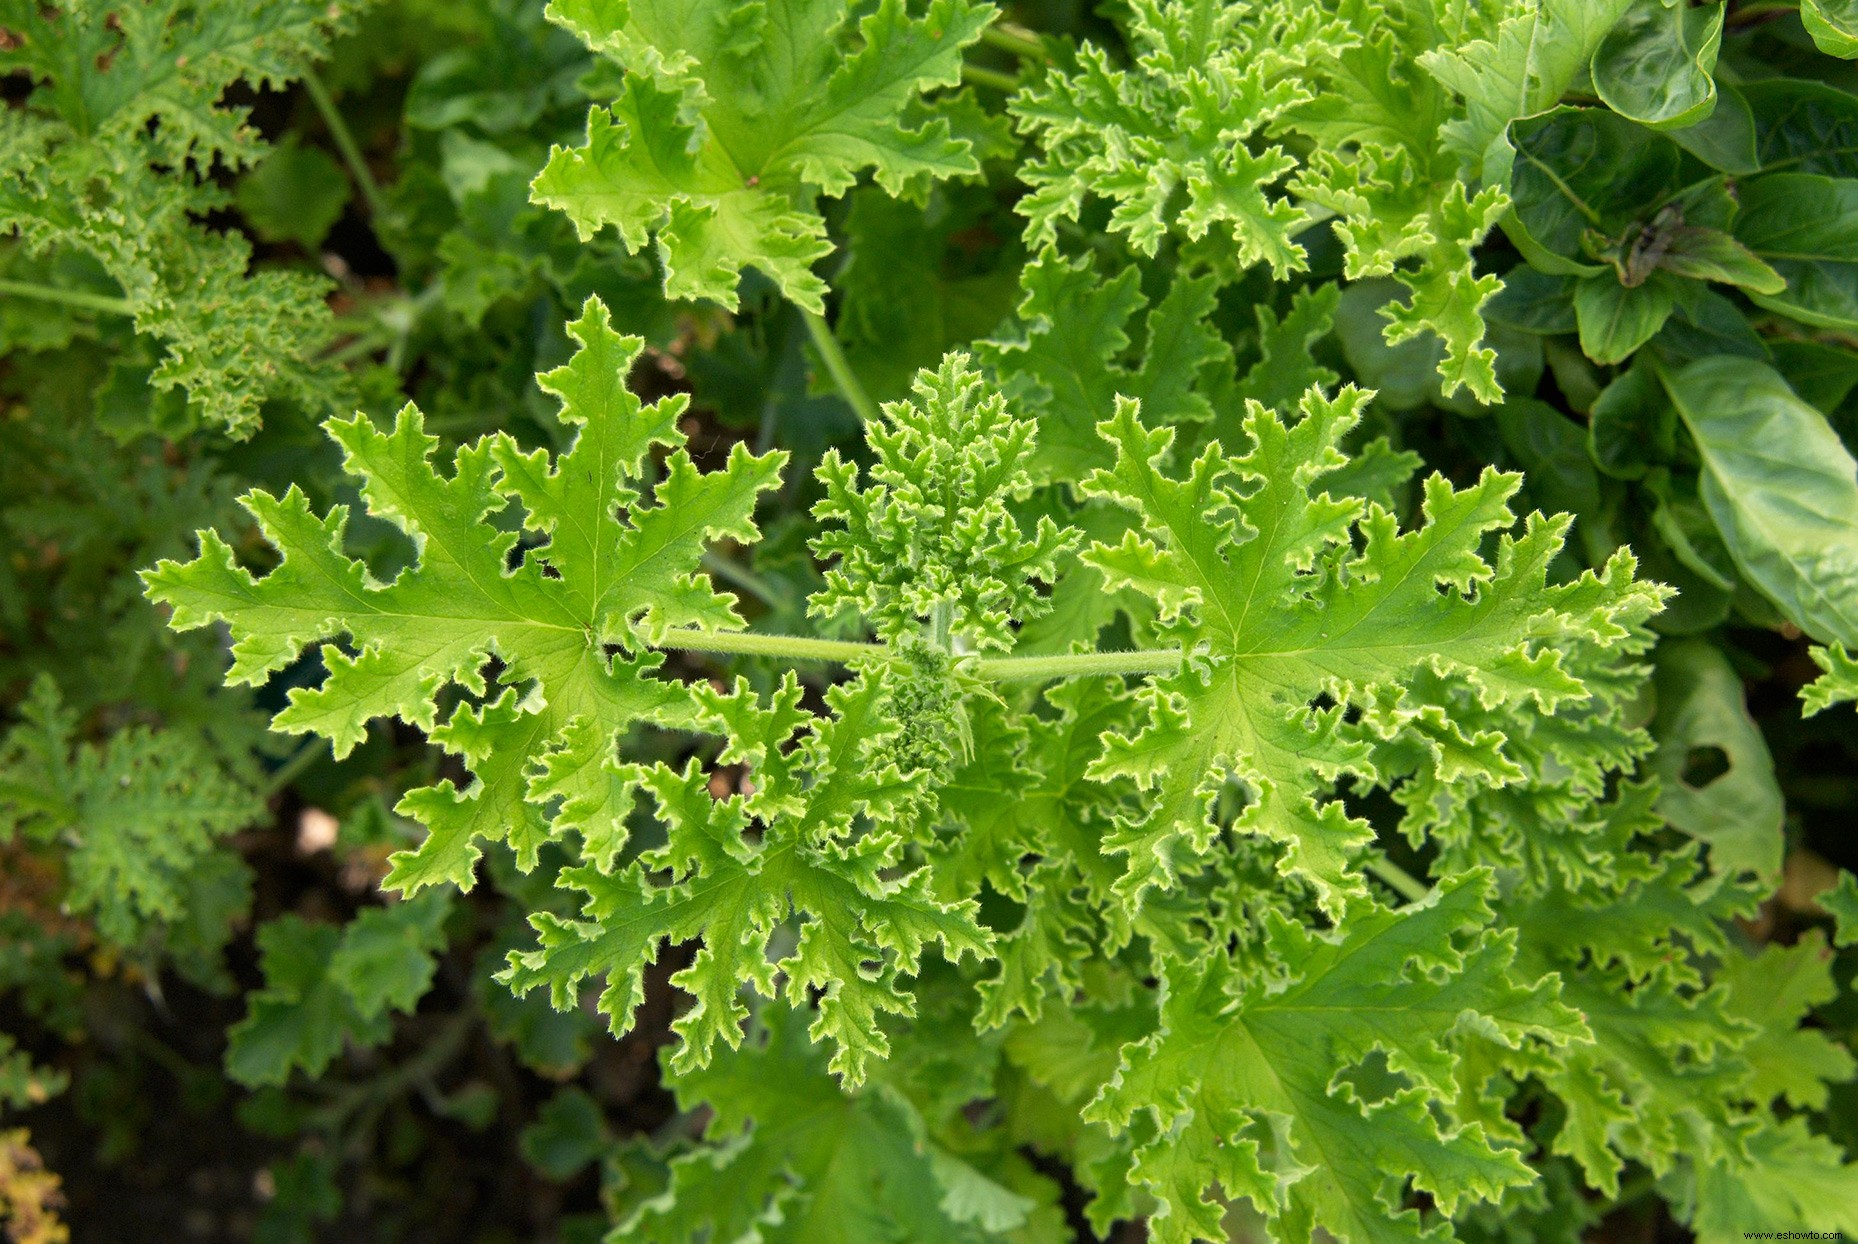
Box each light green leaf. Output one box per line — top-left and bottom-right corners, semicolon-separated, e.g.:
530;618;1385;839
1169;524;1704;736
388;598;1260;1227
809;353;1076;650
1080;386;1662;914
1658;356;1858;647
1804;0;1858;58
1419;0;1633;176
1574;275;1675;366
533;0;995;310
1648;639;1783;879
1591;0;1723;131
1804;643;1858;714
501;672;991;1085
1089;875;1587;1244
145;297;786;891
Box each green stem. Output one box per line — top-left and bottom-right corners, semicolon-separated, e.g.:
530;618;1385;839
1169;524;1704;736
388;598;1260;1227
1366;856;1429;903
970;647;1183;682
0;279;134;317
302;67;388;221
961;63;1022;92
800;308;880;424
264;737;329;796
654;628;893;664
979;22;1047;61
651;628;1185;682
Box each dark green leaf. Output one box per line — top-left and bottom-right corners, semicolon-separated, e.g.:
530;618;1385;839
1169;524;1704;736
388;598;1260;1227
1660;356;1858;645
1575;274;1675;365
235;136;350;250
1736;173;1858;330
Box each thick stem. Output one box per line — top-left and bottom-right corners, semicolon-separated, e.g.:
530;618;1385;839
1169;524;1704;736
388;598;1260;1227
960;63;1021;93
651;628;1183;682
0;279;134;317
970;647;1183;682
653;628;892;664
1365;856;1429;903
302;67;388;221
800;308;881;424
979;22;1047;60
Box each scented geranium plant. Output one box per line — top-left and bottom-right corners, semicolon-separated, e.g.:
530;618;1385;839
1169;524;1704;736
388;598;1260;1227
2;0;1857;1240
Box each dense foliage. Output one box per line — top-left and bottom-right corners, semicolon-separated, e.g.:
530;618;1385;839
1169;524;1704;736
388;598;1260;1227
4;1;1858;1241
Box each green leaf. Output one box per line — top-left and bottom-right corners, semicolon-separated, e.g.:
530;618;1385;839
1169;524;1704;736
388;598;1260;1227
1010;1;1342;273
1820;869;1858;945
1804;643;1858;715
1804;0;1858;58
627;1005;1014;1243
1717;932;1856;1111
519;1088;612;1181
226;894;451;1087
0;676;263;949
1658;356;1858;647
1647;639;1784;879
1745;78;1858;178
1734;172;1858;331
809;353;1077;650
1419;0;1633;175
1089;874;1587;1244
1591;0;1723;131
234;135;350;250
980;255;1235;483
1080;385;1662;914
1574;275;1675;366
0;0;364;434
1505;108;1684;276
533;0;995;310
144;297;787;891
501;672;992;1085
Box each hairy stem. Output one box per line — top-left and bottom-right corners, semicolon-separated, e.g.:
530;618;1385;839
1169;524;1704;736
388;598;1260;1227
970;647;1183;681
979;22;1047;60
800;308;881;424
960;63;1021;92
654;628;892;664
0;279;134;317
302;68;388;221
652;628;1183;682
1365;856;1430;903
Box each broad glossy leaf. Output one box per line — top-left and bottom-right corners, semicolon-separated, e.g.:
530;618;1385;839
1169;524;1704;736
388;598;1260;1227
1648;639;1783;879
1574;275;1675;366
1592;0;1723;131
1506;109;1683;275
1659;356;1858;646
1735;173;1858;330
1804;0;1858;58
1745;78;1858;178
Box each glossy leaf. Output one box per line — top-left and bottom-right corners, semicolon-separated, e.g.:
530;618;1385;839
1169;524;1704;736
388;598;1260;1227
1659;357;1858;647
1592;0;1723;131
